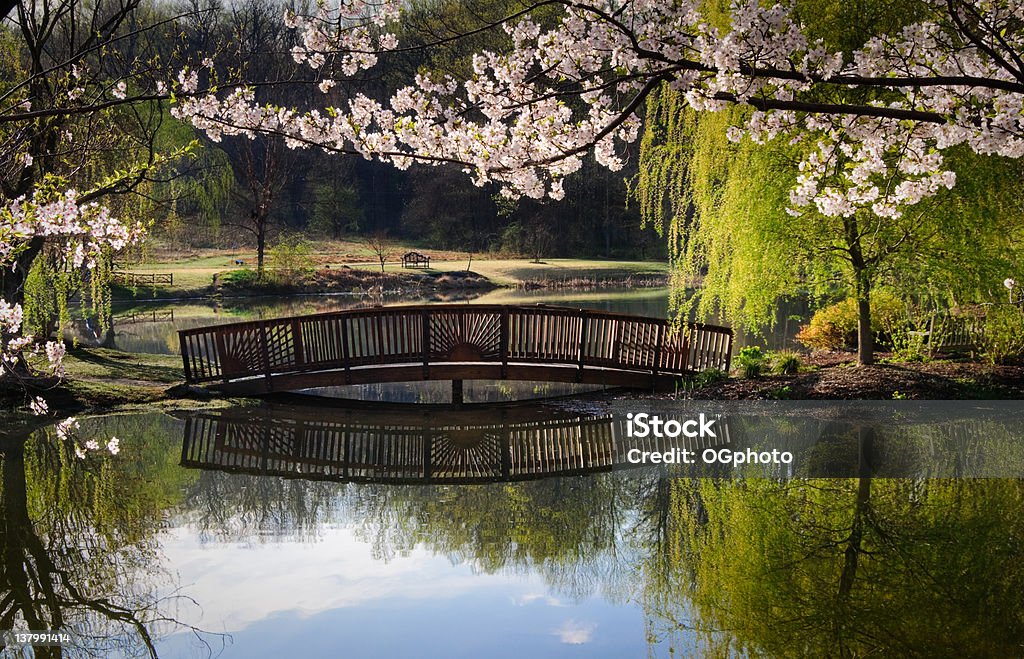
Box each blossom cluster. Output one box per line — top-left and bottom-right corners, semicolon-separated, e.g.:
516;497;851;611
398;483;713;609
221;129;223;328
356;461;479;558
0;188;144;413
1;188;142;268
172;0;1024;216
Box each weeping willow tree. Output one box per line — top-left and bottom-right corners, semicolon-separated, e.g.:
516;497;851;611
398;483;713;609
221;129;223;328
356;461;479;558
634;0;1024;365
637;94;799;336
637;83;1024;365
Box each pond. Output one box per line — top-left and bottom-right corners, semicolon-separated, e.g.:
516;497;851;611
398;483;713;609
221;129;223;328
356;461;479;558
2;401;1022;658
73;287;810;357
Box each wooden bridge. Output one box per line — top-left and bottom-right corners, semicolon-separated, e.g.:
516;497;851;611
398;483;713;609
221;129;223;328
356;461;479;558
180;405;731;484
178;304;733;398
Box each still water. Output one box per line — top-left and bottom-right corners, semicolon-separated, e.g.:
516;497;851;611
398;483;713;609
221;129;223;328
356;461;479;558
2;402;1023;658
75;287;809;357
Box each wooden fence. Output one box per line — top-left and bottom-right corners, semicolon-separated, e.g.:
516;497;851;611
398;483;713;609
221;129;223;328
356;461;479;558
114;272;173;286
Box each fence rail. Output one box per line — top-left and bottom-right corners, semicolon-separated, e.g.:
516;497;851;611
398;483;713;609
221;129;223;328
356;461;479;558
114;272;173;286
178;304;733;394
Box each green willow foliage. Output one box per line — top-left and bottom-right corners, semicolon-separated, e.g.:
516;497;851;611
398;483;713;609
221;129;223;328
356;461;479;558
636;87;799;333
652;477;1024;657
636;84;1024;339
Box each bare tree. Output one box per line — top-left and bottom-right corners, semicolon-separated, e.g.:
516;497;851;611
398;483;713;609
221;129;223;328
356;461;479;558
212;0;310;275
364;231;393;273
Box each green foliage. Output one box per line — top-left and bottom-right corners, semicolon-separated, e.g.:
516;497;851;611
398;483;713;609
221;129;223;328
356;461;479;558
694;367;729;387
310;183;365;236
796;291;905;351
655;478;1024;656
637;86;805;333
222;268;263;287
980;305;1024;364
771;350;802;375
23;253;77;339
736;345;767;378
269;236;316;285
888;324;931;362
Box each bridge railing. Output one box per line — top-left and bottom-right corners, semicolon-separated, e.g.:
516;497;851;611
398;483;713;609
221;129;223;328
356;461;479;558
178;304;733;384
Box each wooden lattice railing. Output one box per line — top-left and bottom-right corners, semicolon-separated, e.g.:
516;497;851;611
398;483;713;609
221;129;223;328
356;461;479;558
178;304;733;390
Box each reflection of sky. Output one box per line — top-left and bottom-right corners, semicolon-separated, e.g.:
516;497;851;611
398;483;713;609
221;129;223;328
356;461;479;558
155;526;650;659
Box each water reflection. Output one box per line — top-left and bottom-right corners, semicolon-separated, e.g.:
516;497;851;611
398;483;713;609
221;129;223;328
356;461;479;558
647;477;1024;657
0;418;216;658
2;405;1022;657
178;404;726;484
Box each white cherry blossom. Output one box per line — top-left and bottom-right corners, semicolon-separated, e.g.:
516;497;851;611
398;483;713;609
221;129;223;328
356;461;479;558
171;0;1024;220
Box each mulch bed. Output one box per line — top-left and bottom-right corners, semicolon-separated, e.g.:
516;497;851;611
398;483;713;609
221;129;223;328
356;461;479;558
684;351;1024;400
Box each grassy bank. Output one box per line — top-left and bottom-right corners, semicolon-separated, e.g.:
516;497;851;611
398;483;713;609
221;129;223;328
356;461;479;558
14;347;238;414
115;242;670;300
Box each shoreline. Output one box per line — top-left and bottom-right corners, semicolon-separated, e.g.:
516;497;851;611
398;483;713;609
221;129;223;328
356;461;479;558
109;255;672;302
5;345;1019;421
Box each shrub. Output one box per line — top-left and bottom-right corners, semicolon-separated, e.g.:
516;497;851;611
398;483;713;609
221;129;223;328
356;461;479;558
695;367;729;387
222;268;262;287
736;345;767;378
888;324;930;362
796;291;905;351
771;350;801;375
980;305;1024;364
270;236;315;285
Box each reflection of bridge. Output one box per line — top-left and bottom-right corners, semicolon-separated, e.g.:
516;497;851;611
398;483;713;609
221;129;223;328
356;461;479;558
178;304;733;397
180;405;730;484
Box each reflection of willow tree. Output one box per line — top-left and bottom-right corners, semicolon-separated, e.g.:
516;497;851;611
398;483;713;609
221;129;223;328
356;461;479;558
180;468;665;602
647;473;1024;657
181;471;339;544
346;474;659;602
0;415;198;657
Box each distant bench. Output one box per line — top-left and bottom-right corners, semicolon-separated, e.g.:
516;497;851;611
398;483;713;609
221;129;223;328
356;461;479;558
402;251;431;268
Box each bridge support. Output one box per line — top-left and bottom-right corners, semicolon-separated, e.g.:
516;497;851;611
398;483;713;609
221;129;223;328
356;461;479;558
451;379;464;405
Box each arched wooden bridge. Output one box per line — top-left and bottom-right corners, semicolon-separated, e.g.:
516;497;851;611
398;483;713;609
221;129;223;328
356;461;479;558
179;405;732;484
178;304;733;397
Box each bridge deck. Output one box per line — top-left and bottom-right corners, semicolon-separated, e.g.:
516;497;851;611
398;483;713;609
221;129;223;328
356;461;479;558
178;304;733;395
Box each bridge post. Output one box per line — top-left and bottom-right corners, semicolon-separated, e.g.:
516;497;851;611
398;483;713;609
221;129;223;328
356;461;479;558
423;431;433;479
652;323;664;389
576;310;587;382
500;308;509;378
422;308;431;380
291;319;305;368
451;379;464;405
258;323;273;392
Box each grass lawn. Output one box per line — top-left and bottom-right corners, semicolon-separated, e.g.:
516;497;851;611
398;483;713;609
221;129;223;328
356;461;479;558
343;258;668;286
115;240;670;298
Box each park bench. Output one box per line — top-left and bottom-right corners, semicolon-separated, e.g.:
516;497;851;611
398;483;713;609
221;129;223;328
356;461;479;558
402;251;431;268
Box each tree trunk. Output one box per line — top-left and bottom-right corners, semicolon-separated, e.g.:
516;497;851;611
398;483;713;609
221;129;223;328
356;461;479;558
1;237;45;305
844;216;874;366
856;284;874;366
256;213;267;276
834;425;874;655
